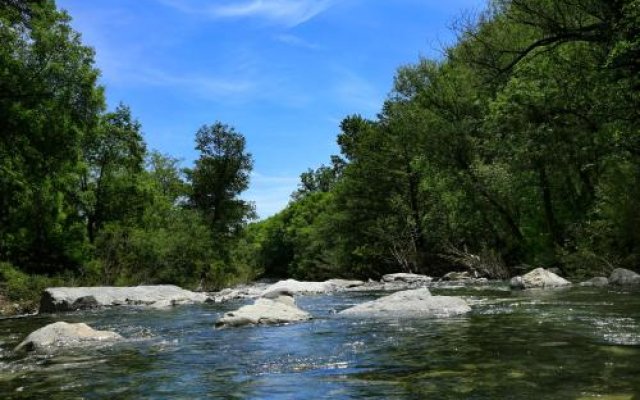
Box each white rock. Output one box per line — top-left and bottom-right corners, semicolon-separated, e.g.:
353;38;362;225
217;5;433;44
261;279;335;297
15;322;121;352
509;268;571;290
339;288;470;318
215;295;311;328
40;285;209;313
381;273;432;284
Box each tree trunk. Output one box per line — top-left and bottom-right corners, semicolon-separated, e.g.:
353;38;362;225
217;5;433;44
537;164;563;247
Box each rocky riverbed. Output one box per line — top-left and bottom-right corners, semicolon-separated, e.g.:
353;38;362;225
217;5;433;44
0;270;639;399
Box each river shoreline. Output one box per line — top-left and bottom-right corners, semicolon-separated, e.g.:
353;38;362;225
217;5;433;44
1;280;639;399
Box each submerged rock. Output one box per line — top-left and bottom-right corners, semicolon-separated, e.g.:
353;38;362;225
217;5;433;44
339;288;470;318
40;285;209;313
609;268;640;286
381;273;432;284
509;268;571;290
15;321;121;352
215;294;311;328
579;277;609;287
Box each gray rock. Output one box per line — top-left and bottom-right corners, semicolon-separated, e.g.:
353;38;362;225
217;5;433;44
40;285;209;313
579;277;609;287
346;278;438;292
15;322;121;352
344;281;387;292
208;283;270;303
215;295;311;328
325;279;365;289
210;280;365;303
261;288;296;299
339;288;470;318
261;279;336;297
609;268;640;286
509;268;572;290
381;273;432;284
442;271;473;281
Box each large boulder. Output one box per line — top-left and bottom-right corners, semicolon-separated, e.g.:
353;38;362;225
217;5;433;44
15;322;121;352
510;268;571;290
579;277;609;287
40;285;209;313
339;288;470;318
215;294;311;328
609;268;640;286
381;273;432;284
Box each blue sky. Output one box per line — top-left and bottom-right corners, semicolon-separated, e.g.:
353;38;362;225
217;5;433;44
57;0;486;218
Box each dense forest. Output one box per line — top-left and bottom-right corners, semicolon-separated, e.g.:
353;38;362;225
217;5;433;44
2;0;640;309
245;0;640;281
0;0;257;309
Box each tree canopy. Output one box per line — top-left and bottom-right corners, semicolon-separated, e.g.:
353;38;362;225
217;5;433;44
245;0;640;281
2;0;640;308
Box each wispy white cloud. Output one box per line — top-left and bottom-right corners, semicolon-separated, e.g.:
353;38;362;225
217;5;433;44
159;0;335;27
275;34;322;50
133;68;255;99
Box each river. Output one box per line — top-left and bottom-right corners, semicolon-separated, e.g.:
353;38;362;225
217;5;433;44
1;284;639;399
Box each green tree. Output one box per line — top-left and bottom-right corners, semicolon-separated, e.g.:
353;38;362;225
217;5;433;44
188;122;255;245
80;104;147;243
0;0;104;274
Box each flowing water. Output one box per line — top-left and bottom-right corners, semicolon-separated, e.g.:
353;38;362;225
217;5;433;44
0;284;639;399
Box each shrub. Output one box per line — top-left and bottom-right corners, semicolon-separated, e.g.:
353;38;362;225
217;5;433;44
0;262;63;310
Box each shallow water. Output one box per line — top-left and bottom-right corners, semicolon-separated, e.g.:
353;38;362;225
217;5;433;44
1;285;639;399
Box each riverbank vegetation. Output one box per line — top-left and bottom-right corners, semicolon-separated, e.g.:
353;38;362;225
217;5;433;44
246;0;640;281
2;0;640;309
0;1;257;309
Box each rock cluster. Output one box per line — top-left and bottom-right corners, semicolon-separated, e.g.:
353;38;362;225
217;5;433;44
509;267;640;289
39;285;209;313
381;273;432;284
260;279;364;297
